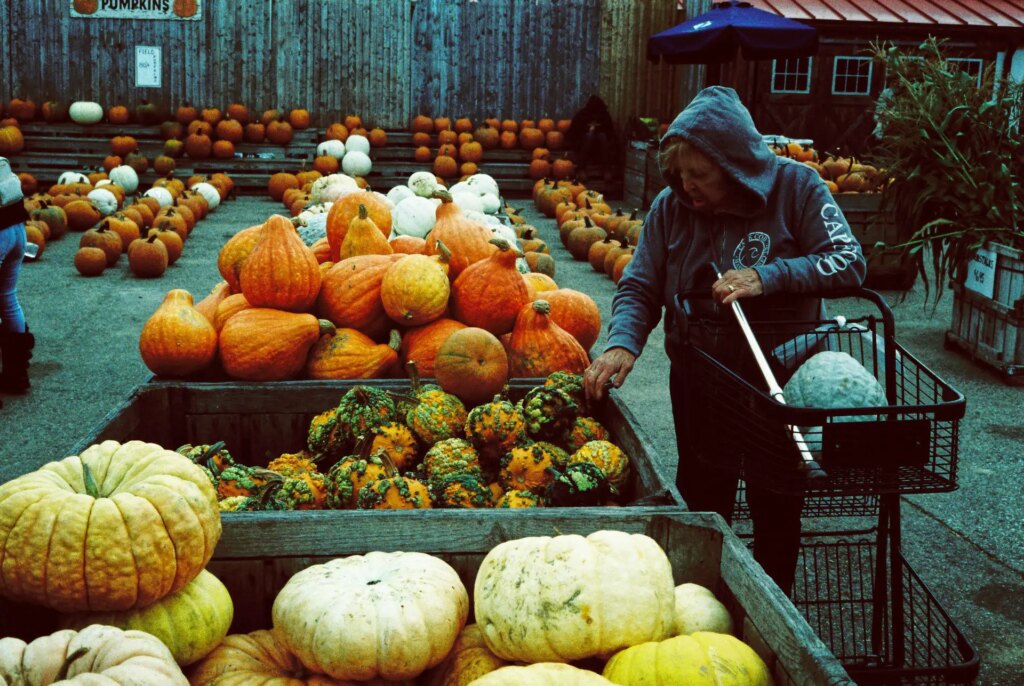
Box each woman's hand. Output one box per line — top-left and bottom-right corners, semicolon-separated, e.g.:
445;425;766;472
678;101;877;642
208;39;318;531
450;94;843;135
584;348;637;401
713;268;763;305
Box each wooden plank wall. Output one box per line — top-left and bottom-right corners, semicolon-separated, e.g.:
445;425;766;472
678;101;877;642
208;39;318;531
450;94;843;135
3;0;700;130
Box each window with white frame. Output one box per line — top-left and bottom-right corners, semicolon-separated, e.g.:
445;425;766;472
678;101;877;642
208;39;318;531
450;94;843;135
832;56;873;95
771;57;813;94
946;57;983;87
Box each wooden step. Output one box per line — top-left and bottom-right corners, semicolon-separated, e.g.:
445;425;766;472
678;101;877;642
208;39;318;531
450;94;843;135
18;122;320;145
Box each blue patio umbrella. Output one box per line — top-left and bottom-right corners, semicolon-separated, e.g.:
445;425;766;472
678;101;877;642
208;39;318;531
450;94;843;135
647;1;818;64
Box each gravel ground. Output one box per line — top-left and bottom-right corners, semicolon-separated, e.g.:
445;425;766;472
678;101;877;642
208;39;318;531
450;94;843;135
0;194;1021;683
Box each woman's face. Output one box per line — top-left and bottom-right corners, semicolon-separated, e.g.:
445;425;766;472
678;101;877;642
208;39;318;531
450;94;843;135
675;143;730;212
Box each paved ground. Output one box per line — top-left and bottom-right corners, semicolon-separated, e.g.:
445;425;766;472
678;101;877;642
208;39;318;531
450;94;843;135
1;195;1021;683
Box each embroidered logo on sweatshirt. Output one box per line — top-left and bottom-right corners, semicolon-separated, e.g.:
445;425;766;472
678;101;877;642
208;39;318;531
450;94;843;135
732;232;770;269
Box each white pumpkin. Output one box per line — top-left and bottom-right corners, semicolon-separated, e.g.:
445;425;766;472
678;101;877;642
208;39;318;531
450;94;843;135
480;192;501;215
371;190;394;209
69;100;104;125
409;171;441;198
674;583;734;636
87;188;119;216
387;185;415;205
273;551;469;681
311;173;360;204
453;191;485;214
391;196;438;238
192;182;221;211
474;531;676;663
143;186;174;208
58;171;90;186
316;139;347;159
342;150;372;177
108;164;139;194
345;134;371;155
467;173;500;198
491;224;519;246
469;663;614;685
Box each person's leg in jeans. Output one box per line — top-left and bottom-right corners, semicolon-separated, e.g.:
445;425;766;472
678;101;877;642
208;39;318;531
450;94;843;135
0;224;26;334
670;365;739;520
746;484;804;595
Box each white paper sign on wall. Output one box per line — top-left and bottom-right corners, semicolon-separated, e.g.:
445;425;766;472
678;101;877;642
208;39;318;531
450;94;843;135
965;245;996;300
135;46;161;88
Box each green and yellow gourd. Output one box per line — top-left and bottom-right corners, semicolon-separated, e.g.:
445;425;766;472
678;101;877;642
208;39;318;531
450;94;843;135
499;442;557;495
370;421;420;472
422;438;484;486
266;470;328;510
431;472;496;508
406;361;469;445
465;393;528;468
307;407;346;457
358;475;433;509
564;416;610;451
546;461;615;507
495;489;544;508
569;440;630;492
520;385;578;440
544;370;589;414
326;442;392;509
335;385;399;444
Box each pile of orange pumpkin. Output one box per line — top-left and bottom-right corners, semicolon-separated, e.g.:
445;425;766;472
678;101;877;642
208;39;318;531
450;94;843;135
769;141;886;194
157;103;312;161
138;189;602;393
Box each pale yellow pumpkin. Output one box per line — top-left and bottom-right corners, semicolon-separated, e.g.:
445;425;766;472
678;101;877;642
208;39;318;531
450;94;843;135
602;632;772;686
469;663;614;685
60;570;234;666
422;624;507;686
473;531;675;663
380;253;450;326
273;551;469;681
674;582;734;635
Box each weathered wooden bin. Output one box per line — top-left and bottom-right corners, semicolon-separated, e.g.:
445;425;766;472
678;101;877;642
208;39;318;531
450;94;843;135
834;193;916;290
67;379;682;507
622;140;665;211
945;281;1024;384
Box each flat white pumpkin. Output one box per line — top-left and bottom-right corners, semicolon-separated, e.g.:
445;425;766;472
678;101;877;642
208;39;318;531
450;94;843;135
342;150;372;177
191;182;221;210
86;188;119;216
69;101;103;125
58;171;90;186
316;138;346;159
108;164;139;194
143;186;174;207
466;173;500;198
345;134;371;155
391;196;437;238
273;551;469;681
474;530;676;663
310;173;359;204
408;171;440;198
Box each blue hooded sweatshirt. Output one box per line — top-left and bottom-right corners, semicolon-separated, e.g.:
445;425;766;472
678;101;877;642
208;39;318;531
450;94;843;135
606;86;866;359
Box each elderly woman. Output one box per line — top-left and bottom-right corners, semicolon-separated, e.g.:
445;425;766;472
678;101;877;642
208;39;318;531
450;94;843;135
584;87;866;594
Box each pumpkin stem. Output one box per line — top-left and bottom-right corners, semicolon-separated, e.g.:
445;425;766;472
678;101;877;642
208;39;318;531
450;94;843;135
82;462;99;498
433;239;452;264
387;329;402;352
488;237;512;252
317;319;337;337
532;300;551;316
357;204;368;220
57;646;91;681
583;216;594;227
432;189;453;204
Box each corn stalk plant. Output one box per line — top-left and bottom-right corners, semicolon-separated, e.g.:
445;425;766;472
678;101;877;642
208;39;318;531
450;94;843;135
871;38;1023;305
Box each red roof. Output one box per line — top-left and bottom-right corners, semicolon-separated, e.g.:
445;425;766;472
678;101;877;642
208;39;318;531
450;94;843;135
746;0;1024;29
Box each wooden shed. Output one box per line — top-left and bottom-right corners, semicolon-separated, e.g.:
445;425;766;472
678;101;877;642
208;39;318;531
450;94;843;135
708;0;1024;157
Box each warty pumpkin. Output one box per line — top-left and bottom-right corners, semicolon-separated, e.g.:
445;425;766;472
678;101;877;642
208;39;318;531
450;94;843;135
338;203;393;259
474;530;676;663
425;191;498;278
0;439;220;611
401;317;468;377
450;239;530;336
569;440;630;492
381;253;451;326
465;393;528;466
358;475;433;509
140;289;218;377
0;625;188;685
305;328;401;380
317;253;403;339
239;214;322;312
434;327;509;408
219;308;336;381
508;300;589;377
272;552;468;680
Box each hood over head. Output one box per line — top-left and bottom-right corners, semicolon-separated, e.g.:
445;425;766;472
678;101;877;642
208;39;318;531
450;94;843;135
659;86;777;216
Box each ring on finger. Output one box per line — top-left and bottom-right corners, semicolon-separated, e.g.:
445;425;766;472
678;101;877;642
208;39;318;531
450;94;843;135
727;284;736;293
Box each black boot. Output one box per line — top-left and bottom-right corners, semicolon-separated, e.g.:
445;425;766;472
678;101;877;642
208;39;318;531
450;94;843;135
0;327;35;394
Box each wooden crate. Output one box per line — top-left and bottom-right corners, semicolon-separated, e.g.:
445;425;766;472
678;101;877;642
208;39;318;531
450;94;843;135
623;141;649;209
945;281;1024;385
0;511;853;686
67;379;682;508
834;194;916;291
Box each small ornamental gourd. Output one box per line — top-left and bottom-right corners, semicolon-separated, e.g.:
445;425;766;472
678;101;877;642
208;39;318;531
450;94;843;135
465;394;528;466
473;531;676;663
546;462;616;507
495;489;544;508
450;239;531;336
305;328;402;380
602;632;771;686
272;552;468;681
216;464;281;500
569;440;630;493
431;472;496;509
358;475;433;510
422;438;483;486
219;308;336;381
521;385;579;440
327;448;392;510
266;471;328;510
335;385;399;445
565;416;611;451
370;422;420;472
177;440;236;476
499;443;557;494
406;362;469;445
308;407;345;457
266;450;319;477
239;214;322;313
139;289;218;378
508;300;589;378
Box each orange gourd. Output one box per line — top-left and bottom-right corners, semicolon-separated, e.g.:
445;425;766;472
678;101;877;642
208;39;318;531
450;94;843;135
542;288;602;352
139;289;218;378
316;254;403;340
507;300;589;378
380;253;451;327
219;308;336;381
217;224;261;292
433;327;509;407
213;293;251;333
325;191;393;260
389;235;427;254
194;281;232;325
239;214;321;312
305;329;402;380
338;204;393;260
450;239;531;336
400;318;468;378
424;192;497;278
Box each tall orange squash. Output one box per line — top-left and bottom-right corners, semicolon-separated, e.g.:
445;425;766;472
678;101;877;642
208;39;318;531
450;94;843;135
217;224;261;292
338;204;393;260
325;191;392;260
424;192;497;278
305;329;402;380
239;214;321;312
507;300;589;378
450;239;531;336
316;254;403;339
219;308;335;381
139;289;218;377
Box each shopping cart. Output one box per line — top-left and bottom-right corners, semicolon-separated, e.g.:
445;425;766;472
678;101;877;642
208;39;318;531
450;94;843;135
675;271;978;684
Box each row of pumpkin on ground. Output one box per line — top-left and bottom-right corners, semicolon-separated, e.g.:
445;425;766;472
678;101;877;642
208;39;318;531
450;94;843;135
0;430;764;683
19;169;231;278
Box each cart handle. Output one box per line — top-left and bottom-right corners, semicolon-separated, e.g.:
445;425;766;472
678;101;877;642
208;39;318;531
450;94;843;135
710;262;828;483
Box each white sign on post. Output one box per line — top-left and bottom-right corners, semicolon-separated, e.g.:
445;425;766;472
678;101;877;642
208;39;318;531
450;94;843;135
965;245;996;299
135;46;161;88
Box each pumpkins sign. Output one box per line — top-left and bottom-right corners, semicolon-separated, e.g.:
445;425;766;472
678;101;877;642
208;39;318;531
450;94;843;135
71;0;202;19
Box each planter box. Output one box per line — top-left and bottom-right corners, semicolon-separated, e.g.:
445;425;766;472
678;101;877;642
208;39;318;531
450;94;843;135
834;194;916;291
0;511;854;686
67;379;682;507
622;141;666;211
945;281;1024;384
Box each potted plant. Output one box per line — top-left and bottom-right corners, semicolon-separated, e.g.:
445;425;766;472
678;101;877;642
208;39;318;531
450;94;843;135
870;38;1023;306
